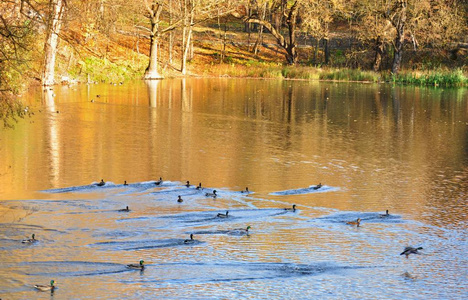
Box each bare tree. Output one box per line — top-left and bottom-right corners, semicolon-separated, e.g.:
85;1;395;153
355;0;465;74
234;0;301;64
180;0;231;74
42;0;66;86
389;0;407;74
144;1;165;79
301;0;348;65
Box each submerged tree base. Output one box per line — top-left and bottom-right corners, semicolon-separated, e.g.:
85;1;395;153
144;69;164;80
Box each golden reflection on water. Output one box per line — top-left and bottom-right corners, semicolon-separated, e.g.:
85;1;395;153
1;79;467;225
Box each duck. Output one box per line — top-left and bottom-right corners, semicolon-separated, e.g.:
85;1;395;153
34;280;55;292
346;218;361;227
229;225;251;235
313;183;323;190
217;210;229;218
127;260;145;269
185;181;191;187
241;187;250;193
154;177;163;185
205;190;217;198
380;210;390;217
96;179;105;186
118;206;130;212
400;246;423;258
22;234;37;243
177;195;183;203
284;204;297;212
184;234;195;244
196;183;202;190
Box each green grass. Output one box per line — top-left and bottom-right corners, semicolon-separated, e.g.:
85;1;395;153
68;56;146;83
385;69;467;87
201;63;467;87
203;64;380;82
67;55;467;88
319;68;380;82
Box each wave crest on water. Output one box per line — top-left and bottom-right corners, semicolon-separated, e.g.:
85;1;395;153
270;185;339;196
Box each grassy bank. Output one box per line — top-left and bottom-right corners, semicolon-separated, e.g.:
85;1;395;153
385;69;468;87
56;51;468;87
67;56;147;84
199;62;466;86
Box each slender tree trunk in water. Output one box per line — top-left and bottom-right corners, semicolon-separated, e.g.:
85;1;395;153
373;36;384;72
42;0;65;86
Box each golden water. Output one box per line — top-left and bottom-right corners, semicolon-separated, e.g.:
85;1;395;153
0;79;467;299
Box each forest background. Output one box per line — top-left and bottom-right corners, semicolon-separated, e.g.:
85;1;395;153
1;0;467;124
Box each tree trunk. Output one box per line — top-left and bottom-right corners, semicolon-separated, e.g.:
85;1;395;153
181;1;187;73
285;45;297;64
144;32;163;79
392;29;404;74
168;0;173;64
373;36;384;72
285;2;298;64
323;38;330;65
313;38;319;64
181;15;193;75
391;0;407;74
323;22;330;65
233;1;299;64
253;2;267;55
253;25;263;55
42;0;65;86
144;3;164;80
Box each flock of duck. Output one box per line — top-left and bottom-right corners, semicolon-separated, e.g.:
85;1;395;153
23;178;423;292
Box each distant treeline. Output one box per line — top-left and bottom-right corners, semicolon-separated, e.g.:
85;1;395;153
0;0;467;93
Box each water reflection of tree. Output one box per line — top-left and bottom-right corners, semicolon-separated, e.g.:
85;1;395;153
146;79;160;108
282;84;294;150
0;92;26;128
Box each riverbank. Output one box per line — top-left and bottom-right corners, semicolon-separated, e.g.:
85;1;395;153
51;23;468;88
64;55;468;87
198;63;467;87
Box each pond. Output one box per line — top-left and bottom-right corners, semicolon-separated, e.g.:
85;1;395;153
1;79;467;299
